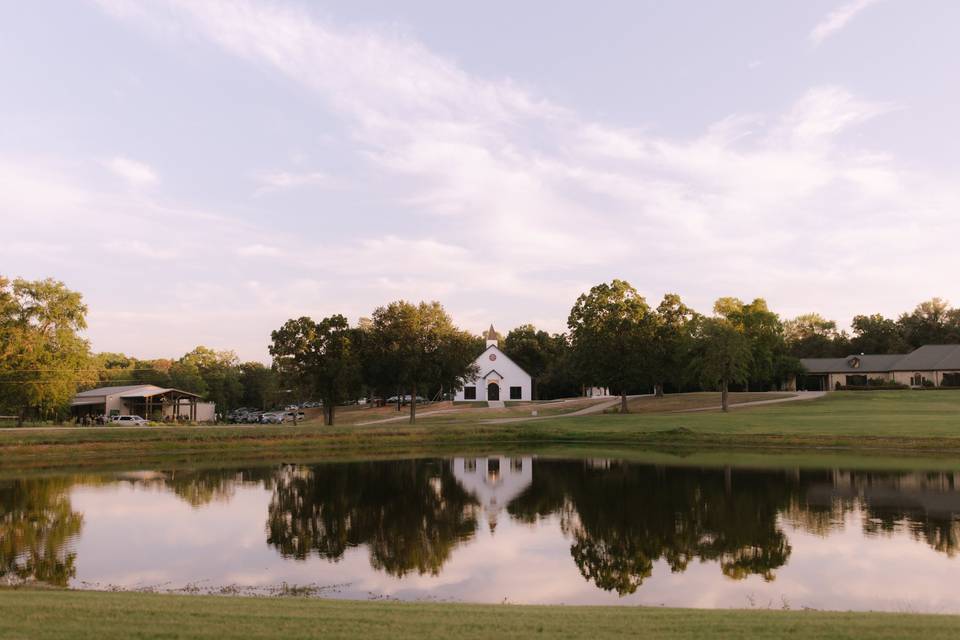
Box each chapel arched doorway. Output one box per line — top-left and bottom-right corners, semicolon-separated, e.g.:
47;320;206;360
487;382;500;401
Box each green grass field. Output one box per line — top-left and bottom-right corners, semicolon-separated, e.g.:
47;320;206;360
1;590;957;640
3;391;960;470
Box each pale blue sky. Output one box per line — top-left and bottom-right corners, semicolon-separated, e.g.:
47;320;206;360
3;0;958;361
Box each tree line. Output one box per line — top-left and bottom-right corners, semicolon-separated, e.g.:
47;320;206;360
3;274;960;424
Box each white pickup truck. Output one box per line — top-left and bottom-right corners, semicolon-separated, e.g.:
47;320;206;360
111;415;148;426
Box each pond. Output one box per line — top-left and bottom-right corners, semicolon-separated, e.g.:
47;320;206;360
2;455;960;611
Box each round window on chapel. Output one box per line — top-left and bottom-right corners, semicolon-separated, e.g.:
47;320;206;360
489;354;497;361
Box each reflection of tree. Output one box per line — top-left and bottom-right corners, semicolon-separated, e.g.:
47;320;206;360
266;460;479;577
854;471;960;558
511;463;960;595
163;468;277;508
508;462;795;594
0;478;83;586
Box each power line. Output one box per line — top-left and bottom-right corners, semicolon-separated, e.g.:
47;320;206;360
0;367;169;372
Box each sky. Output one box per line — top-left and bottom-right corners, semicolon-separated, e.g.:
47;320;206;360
3;0;959;362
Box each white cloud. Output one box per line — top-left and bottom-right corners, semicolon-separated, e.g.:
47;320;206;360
236;243;282;257
34;0;960;360
781;86;892;141
810;0;880;46
105;155;159;187
253;170;333;195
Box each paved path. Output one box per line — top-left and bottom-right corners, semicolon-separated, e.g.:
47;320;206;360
356;396;625;426
670;391;827;413
480;395;645;425
355;408;460;426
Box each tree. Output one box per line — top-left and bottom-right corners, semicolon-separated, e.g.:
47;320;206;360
850;313;908;355
133;358;174;387
238;362;278;410
693;318;753;412
784;313;849;358
503;325;563;400
0;277;92;425
714;298;785;391
650;293;698;397
270;315;362;425
366;301;477;423
178;346;243;414
567;280;655;413
168;359;207;396
897;299;960;348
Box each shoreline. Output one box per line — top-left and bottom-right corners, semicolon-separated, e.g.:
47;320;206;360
6;422;960;472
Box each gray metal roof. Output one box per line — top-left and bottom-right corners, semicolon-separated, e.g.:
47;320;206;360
801;345;960;374
889;345;960;371
74;384;166;397
800;354;906;374
73;384;202;402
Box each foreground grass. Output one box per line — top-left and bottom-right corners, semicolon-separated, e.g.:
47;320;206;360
1;590;957;640
4;392;960;470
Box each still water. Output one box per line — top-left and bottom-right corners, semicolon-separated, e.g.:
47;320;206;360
3;455;960;611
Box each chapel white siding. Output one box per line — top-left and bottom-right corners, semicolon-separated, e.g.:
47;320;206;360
455;344;532;402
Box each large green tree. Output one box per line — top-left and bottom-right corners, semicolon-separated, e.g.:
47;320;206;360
177;346;243;414
0;277;92;425
502;324;566;400
650;293;699;397
567;280;655;413
270;315;362;425
850;313;908;355
692;317;753;412
366;301;477;423
715;298;792;390
238;361;278;410
897;298;960;348
784;313;850;358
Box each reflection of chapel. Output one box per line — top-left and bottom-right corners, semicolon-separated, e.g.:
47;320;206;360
454;325;532;403
453;456;533;532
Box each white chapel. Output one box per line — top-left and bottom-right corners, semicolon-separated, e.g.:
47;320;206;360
454;325;532;403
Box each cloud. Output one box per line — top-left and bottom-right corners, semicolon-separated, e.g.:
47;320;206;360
41;0;960;361
105;155;159;187
810;0;880;46
236;243;282;257
253;170;333;195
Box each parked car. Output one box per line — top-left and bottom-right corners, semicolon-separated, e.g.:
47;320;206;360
260;412;284;424
385;395;427;406
284;411;306;423
111;415;147;426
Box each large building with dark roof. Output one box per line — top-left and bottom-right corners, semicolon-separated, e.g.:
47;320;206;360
799;345;960;390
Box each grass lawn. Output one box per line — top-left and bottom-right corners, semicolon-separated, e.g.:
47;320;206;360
618;391;796;413
3;391;960;470
1;589;957;640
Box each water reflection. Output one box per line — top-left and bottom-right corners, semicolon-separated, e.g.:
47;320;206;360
508;462;792;593
266;460;479;576
0;477;83;586
1;457;960;609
